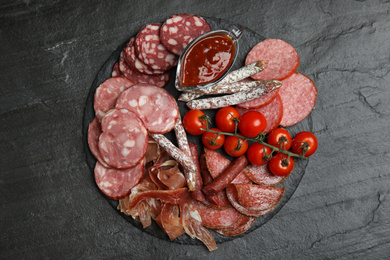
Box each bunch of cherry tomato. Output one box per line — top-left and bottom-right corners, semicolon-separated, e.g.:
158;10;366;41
183;107;318;177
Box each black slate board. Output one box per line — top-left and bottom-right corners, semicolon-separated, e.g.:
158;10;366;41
82;17;312;245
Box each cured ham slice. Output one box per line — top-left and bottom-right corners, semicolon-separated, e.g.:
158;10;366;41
157;203;185;240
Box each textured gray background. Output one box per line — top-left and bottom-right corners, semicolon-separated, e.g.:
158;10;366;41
1;0;390;259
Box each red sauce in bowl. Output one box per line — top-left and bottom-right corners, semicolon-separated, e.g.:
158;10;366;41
179;34;235;87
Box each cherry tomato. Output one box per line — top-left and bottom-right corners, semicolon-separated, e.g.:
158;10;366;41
247;143;273;165
291;131;318;157
183;109;208;135
202;128;225;150
267;128;292;150
224;135;248;157
268;153;294;176
238;111;267;138
215;106;240;133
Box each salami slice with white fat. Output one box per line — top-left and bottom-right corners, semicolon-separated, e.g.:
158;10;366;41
115;84;179;134
246;38;299;81
236;93;283;133
87;117;109;168
111;62;121;77
279;73;317;127
237;89;279;109
123;38;165;75
135;23;178;71
118;52;170;88
94;160;144;200
160;14;211;55
93;76;134;121
98;108;148;169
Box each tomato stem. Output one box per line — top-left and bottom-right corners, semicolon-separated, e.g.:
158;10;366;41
200;128;308;160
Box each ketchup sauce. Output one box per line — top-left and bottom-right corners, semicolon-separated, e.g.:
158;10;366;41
179;34;235;87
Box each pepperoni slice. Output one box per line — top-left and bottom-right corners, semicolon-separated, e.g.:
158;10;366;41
93;76;134;121
279;73;317;127
94;160;144;200
115;84;179;134
160;14;211;55
98;109;148;169
236;93;283;133
118;52;170;88
242;164;289;186
123;38;165;75
135;23;178;71
245;38;299;81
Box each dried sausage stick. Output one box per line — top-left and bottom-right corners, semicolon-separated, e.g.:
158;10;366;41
150;133;196;191
186;80;282;110
178;61;265;102
202;154;248;196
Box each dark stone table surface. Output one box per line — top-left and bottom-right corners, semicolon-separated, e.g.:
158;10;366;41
1;1;389;259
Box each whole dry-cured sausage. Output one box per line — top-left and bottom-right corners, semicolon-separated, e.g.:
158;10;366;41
93;76;134;121
160;13;211;55
245;38;299;81
94;160;144;200
203;154;248;196
98;108;148;169
278;72;317;127
115;84;179;134
135;23;178;71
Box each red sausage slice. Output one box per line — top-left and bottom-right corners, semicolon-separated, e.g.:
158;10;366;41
98;109;148;169
236;88;279;109
214;216;256;236
123;38;165;75
93;76;134;121
160;14;211;55
111;62;121;77
279;73;317;127
94;160;144;200
245;38;299;81
242;164;288;186
118;52;171;88
135;23;178;71
235;184;285;211
87;117;109;168
236;93;283;133
115;84;179;134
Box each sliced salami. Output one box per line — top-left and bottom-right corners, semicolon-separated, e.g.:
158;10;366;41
214;216;256;236
118;52;170;88
94;160;144;200
234;184;285;211
236;89;279;109
87;117;109;168
236;93;283;133
160;14;211;55
135;23;178;71
242;164;288;186
245;38;299;81
115;84;179;134
279;73;317;127
93;76;134;121
193;200;243;229
123;38;165;75
98;108;148;169
111;61;121;77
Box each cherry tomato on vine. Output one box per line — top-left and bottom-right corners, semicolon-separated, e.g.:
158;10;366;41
215;106;240;133
238;111;267;138
224;135;248;157
291;131;318;157
268;153;294;176
183;109;208;135
202;128;225;150
267;128;292;150
247;143;273;165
